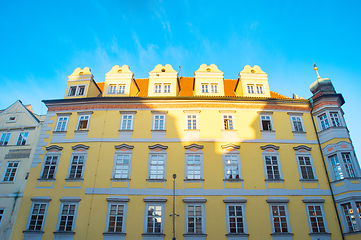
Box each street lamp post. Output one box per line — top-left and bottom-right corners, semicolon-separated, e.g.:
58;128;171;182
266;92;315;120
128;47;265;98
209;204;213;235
171;174;177;240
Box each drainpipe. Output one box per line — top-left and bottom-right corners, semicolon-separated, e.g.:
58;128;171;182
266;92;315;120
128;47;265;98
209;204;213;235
309;97;345;240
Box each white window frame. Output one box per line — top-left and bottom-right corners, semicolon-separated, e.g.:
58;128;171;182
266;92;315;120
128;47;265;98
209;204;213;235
25;197;51;231
316;109;344;131
259;113;274;131
200;83;219;93
185;114;198;130
67;146;89;180
224;198;247;235
67;85;86;97
0;208;4;227
112;151;132;180
153;83;172;94
288;113;305;132
40;152;61;180
304;202;328;233
119;111;136;131
339;200;361;233
105;197;129;234
222;114;235;130
55;114;71;132
2;161;20;182
76;112;93;131
183;198;206;235
267;198;291;234
152;112;167;130
294;147;317;181
108;83;126;95
0;132;11;146
143;197;167;236
55;198;80;233
7;115;16;123
185;151;203;180
16;132;29;145
223;152;242;180
247;83;265;94
261;145;283;181
147;151;167;180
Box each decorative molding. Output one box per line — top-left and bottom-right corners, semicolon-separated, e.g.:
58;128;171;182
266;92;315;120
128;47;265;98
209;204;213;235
119;111;137;114
46;145;63;151
184;143;204;149
260;144;280;150
183;197;207;203
77;111;93;115
266;197;289;203
115;144;134;150
151;110;168;114
143;197;167;202
257;111;273;114
72;144;90;150
106;196;130;202
223;197;247;203
60;197;81;202
31;196;52;202
221;143;240;149
293;145;312;151
302;197;325;203
287;112;303;116
148;144;168;150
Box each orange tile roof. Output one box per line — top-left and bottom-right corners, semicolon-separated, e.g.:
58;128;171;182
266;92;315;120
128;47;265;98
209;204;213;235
179;77;194;96
270;91;291;99
96;82;105;92
134;79;149;97
223;79;237;97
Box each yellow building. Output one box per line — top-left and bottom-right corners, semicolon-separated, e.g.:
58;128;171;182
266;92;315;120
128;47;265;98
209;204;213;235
11;64;360;240
0;100;44;240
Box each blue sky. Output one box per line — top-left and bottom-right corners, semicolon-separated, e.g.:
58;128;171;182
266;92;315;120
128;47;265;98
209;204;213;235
1;0;361;160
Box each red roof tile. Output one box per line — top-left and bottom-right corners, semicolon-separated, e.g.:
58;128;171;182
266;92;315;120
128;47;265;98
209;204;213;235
179;77;194;96
223;79;237;97
96;82;105;92
270;91;291;99
134;79;149;97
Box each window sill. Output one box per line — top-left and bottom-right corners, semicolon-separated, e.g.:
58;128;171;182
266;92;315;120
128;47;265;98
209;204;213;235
183;233;207;237
330;176;361;183
226;233;249;236
111;178;130;181
223;178;243;182
103;232;126;235
65;178;83;181
53;131;67;134
37;178;56;181
142;233;165;236
184;129;200;131
74;130;89;132
53;231;75;235
299;179;318;182
261;130;275;132
292;131;306;133
271;233;294;236
118;129;133;132
151;129;166;132
344;230;361;235
265;179;284;182
184;179;205;182
222;129;236;131
308;232;331;236
147;178;166;182
1;181;15;184
23;230;44;234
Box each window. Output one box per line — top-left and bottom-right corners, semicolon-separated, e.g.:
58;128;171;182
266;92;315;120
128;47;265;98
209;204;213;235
108;84;126;94
330;112;341;127
16;132;29;145
153;114;166;130
270;204;290;233
307;205;326;233
341;153;356;178
149;154;165;179
298;156;315;180
201;84;209;93
120;113;135;130
256;84;264;94
107;204;125;232
164;84;171;93
260;115;273;131
0;209;4;226
41;155;59;179
227;205;244;233
211;83;218;93
187;155;202;179
154;84;162;93
0;133;11;146
183;198;207;235
265;156;281;180
68;85;86;96
201;83;218;93
223;115;234;130
329;155;343;180
27;202;48;231
56;198;80;232
341;203;358;232
291;116;303;131
154;83;172;93
247;84;254;94
319;114;330;130
247;84;264;94
186;114;198;130
143;197;166;236
3;161;19;182
224;154;240;180
55;115;70;131
68;154;86;179
7;116;16;122
77;115;90;130
113;154;131;179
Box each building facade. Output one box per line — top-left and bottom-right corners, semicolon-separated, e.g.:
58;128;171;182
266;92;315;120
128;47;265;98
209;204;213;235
0;101;44;240
11;64;361;240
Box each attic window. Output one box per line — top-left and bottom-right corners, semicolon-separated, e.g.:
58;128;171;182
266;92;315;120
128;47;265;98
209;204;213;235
206;68;211;72
118;69;122;73
7;116;16;122
161;68;166;72
251;69;255;73
79;71;83;75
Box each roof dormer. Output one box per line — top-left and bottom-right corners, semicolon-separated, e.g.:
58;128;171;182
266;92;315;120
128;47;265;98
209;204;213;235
65;67;101;99
236;65;271;97
148;64;179;97
104;65;139;97
194;64;224;96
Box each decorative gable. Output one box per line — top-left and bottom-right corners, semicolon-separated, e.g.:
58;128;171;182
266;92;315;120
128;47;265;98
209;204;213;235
104;65;139;97
194;64;224;96
148;64;179;97
65;67;101;99
236;65;271;98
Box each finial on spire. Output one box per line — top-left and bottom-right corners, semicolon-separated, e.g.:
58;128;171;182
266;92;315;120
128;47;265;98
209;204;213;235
313;62;321;79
